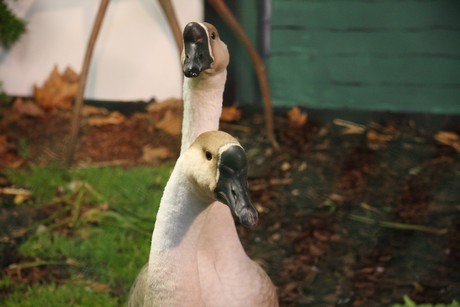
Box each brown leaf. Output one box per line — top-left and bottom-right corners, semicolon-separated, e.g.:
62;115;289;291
66;258;79;266
12;98;45;117
82;105;108;117
312;230;330;241
155;109;182;136
87;111;125;127
366;130;392;144
309;243;326;256
287;106;308;127
90;282;111;293
282;281;300;294
333;118;365;134
220;105;241;122
0;135;7;155
0;136;24;168
142;145;172;163
62;66;80;83
147;98;183;135
434;131;460;152
328;193;345;204
34;65;79;111
147;98;183;122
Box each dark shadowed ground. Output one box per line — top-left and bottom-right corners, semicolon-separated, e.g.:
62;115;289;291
1;102;459;306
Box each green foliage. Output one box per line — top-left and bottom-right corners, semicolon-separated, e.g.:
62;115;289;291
5;164;70;204
0;0;27;48
0;276;14;288
2;164;173;306
17;137;30;160
0;81;9;104
2;283;118;307
392;295;460;307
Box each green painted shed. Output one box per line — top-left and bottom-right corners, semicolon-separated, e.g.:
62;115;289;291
208;1;460;115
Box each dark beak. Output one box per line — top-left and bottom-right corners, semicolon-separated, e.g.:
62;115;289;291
214;146;258;228
182;22;213;78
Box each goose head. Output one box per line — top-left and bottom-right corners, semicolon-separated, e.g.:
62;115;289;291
183;131;258;228
182;22;229;78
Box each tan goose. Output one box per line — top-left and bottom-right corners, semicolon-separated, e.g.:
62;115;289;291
128;22;277;306
129;131;260;305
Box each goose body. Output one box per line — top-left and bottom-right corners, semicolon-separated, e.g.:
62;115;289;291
146;131;258;306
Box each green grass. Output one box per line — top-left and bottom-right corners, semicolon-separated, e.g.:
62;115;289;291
1;164;173;306
392;295;460;307
2;282;119;307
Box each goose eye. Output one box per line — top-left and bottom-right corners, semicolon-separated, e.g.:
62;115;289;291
211;32;216;40
205;151;213;161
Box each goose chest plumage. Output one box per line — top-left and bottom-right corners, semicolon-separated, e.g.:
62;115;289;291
128;131;269;306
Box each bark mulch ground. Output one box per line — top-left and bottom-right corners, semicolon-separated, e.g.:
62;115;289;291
1;103;459;306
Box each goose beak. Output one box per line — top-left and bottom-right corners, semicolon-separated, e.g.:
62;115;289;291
182;22;214;78
214;146;258;228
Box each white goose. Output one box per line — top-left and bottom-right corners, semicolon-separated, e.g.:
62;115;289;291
181;22;277;306
129;131;260;305
128;22;277;306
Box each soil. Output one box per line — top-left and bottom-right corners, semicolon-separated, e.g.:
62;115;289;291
1;102;459;306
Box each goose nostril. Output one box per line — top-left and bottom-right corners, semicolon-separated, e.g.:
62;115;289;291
184;69;199;78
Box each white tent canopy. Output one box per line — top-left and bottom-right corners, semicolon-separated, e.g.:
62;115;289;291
0;0;203;101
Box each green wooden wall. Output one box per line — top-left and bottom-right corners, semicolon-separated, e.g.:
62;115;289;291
267;0;460;114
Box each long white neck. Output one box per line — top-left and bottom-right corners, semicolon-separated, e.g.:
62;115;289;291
146;161;210;305
181;69;252;288
181;71;227;153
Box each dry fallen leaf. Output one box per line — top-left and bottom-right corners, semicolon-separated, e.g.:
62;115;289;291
309;243;326;256
90;282;111;293
142;145;172;163
155;109;182;136
66;258;79;266
435;131;460;152
147;98;183;135
220;105;241;122
147;98;183;120
34;65;79;111
366;130;392;144
0;135;7;155
82;105;108;117
333;118;366;135
87;111;125;127
12;98;45;117
287;106;308;127
367;130;392;143
62;66;79;83
0;137;25;169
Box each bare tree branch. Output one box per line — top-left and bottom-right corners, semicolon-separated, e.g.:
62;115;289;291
158;0;183;53
65;0;110;167
207;0;279;150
